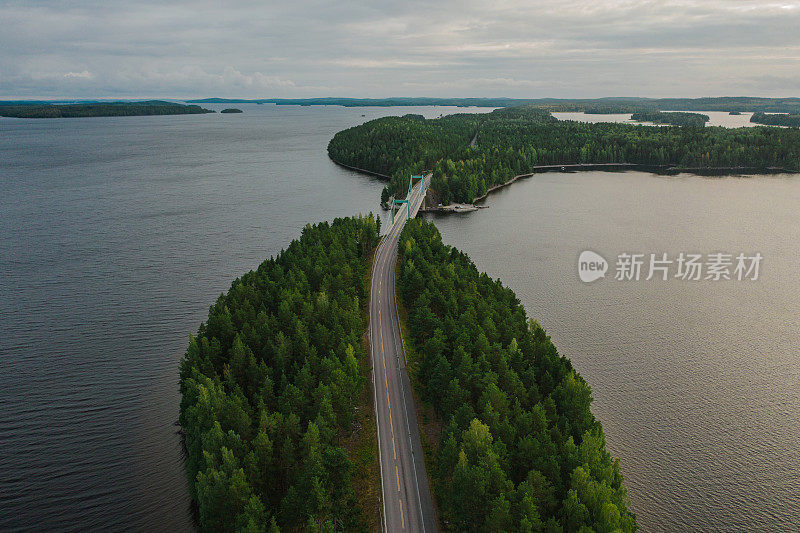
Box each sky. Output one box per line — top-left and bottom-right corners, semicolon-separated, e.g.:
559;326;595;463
2;0;800;99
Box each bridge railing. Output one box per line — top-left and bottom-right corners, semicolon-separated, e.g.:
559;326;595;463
409;175;425;196
392;174;428;224
391;199;409;224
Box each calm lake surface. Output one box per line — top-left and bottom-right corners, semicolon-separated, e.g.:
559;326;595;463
2;106;798;531
0;104;492;532
426;171;800;532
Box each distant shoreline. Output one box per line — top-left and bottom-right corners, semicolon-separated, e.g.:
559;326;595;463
0;101;213;119
185;96;800;113
473;163;797;203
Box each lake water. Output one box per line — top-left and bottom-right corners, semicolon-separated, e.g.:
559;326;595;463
2;105;798;532
0;104;493;532
425;171;800;532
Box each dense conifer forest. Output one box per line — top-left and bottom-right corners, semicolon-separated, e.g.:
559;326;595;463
328;112;483;205
398;219;637;532
328;106;800;204
629;111;709;127
179;215;380;531
750;112;800;128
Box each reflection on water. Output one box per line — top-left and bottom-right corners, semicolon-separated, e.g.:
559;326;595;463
0;104;495;532
426;170;800;531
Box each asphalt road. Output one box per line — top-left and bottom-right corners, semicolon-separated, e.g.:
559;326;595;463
369;176;437;532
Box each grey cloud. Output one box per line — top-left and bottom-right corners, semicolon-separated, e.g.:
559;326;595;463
1;0;799;98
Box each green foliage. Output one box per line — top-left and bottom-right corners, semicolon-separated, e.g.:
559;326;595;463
328;113;482;199
751;112;800;128
630;111;709;127
398;219;637;532
329;106;800;204
180;215;380;531
0;100;213;118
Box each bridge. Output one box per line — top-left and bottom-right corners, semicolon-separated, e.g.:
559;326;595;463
369;175;437;532
390;174;426;223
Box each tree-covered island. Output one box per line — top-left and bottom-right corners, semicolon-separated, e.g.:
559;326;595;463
629;111;709;127
329;106;800;205
0;100;213;118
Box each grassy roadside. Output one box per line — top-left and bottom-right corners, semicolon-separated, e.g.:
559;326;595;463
394;260;443;519
343;251;382;532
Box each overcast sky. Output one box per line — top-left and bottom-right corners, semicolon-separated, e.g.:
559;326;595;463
2;0;800;99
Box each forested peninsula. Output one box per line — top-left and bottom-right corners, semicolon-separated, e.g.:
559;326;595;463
751;112;800;128
178;212;637;531
399;219;636;531
0;100;213;118
328;106;800;204
179;215;381;531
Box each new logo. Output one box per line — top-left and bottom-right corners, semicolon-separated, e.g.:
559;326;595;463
578;250;608;282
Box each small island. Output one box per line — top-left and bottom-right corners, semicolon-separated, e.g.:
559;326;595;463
630;111;710;127
220;108;243;114
0;100;213;118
